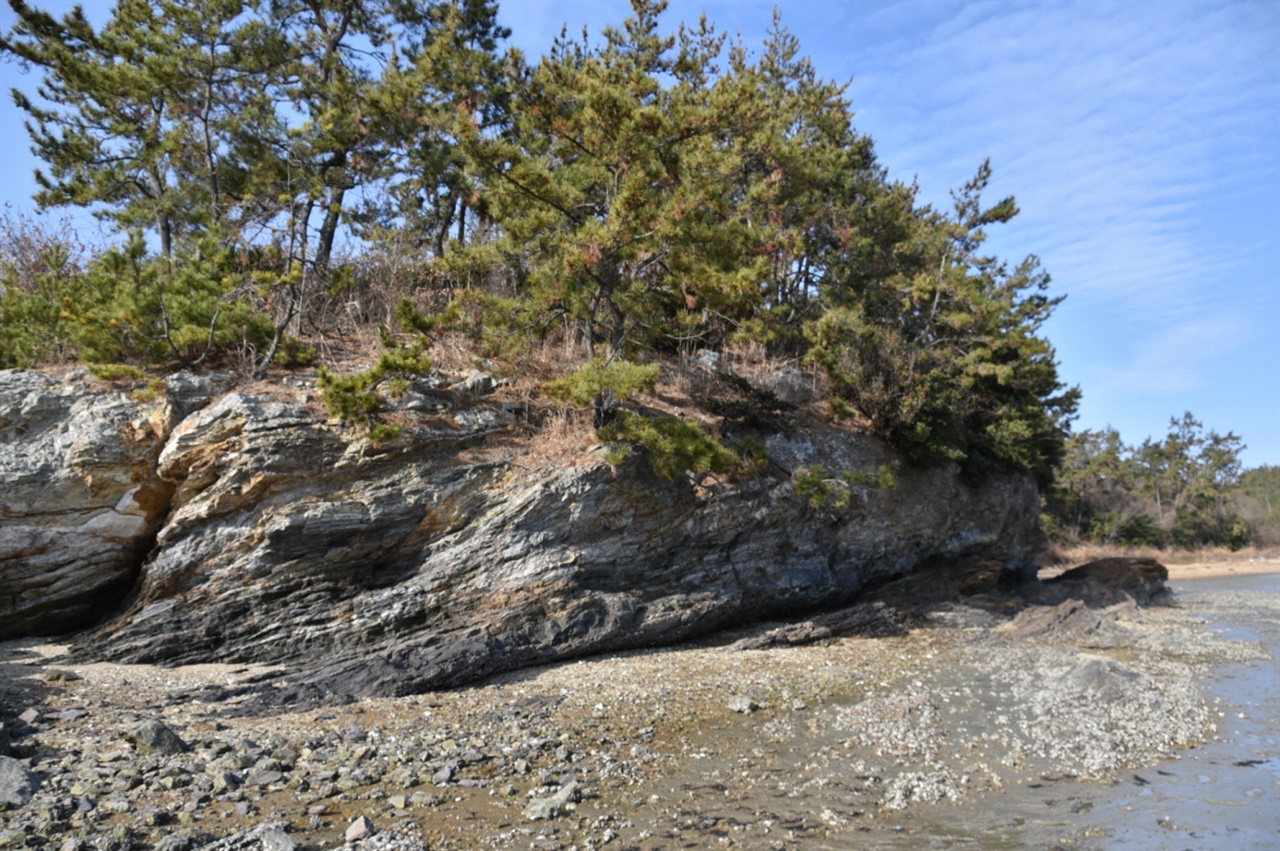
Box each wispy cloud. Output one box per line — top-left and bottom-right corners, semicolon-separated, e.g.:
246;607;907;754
819;0;1279;429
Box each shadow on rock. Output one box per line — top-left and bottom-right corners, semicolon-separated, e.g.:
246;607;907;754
0;642;69;759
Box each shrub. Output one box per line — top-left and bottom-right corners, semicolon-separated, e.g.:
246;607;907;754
599;411;743;481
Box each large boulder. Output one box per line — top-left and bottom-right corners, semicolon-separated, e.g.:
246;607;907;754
1038;557;1172;607
0;755;40;807
72;386;1045;702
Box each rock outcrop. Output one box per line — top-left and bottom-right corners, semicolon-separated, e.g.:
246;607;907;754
0;371;171;638
1038;557;1173;607
1;368;1046;701
0;369;236;639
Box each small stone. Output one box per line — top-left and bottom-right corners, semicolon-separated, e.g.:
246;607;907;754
211;771;241;792
388;795;407;810
431;765;454;785
246;769;284;787
43;670;82;683
727;695;760;714
345;815;377;842
524;781;579;821
17;708;40;726
0;756;40;807
129;719;188;755
259;824;297;851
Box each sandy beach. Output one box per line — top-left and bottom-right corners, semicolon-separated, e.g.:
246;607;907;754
1162;559;1280;581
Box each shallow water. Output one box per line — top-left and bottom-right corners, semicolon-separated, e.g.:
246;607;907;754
623;573;1280;849
884;573;1280;850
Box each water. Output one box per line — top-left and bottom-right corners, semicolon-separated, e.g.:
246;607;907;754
900;573;1280;850
623;573;1280;849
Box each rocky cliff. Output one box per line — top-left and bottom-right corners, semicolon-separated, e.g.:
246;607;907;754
0;367;1045;702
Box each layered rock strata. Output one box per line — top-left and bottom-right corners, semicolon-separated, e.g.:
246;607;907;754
1;368;1045;700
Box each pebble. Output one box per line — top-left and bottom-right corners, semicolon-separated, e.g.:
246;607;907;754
0;579;1267;850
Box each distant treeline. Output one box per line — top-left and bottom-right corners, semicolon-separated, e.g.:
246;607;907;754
1045;413;1275;550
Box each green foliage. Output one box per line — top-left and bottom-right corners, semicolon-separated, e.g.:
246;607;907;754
599;410;742;481
793;462;898;513
1238;465;1280;511
1;229;275;369
1236;465;1280;546
3;0;1084;490
1046;415;1253;550
806;162;1079;486
272;336;316;368
317;298;437;428
89;364;145;383
543;360;662;407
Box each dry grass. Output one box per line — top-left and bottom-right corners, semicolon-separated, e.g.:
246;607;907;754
1045;542;1280;568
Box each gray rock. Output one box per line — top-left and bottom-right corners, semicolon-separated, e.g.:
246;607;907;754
345;815;376;842
1041;557;1172;607
162;371;236;421
1000;599;1131;648
455;370;496;396
257;824;297;851
335;833;427;851
453;407;513;429
0;723;9;756
0;369;174;638
152;830;218;851
201;822;294;851
692;350;730;374
732;602;906;650
0;755;40;807
727;695;760;714
747;365;815;407
0;374;1043;703
17;708;39;726
524;781;579;820
128;720;187;756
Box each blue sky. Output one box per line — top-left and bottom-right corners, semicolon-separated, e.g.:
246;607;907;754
2;0;1278;467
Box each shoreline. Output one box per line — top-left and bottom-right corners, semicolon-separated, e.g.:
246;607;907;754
3;562;1273;849
1162;559;1280;581
1040;558;1280;582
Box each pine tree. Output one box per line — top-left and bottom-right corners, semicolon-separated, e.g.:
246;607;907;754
807;161;1080;484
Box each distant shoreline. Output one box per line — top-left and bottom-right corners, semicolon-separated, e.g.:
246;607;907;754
1163;559;1280;581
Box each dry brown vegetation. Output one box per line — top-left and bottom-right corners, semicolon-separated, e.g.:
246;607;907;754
1044;542;1280;569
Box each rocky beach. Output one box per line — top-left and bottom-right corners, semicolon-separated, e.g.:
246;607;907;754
2;369;1277;849
2;558;1275;850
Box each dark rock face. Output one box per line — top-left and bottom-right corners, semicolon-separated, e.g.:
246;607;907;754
1;369;1048;702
